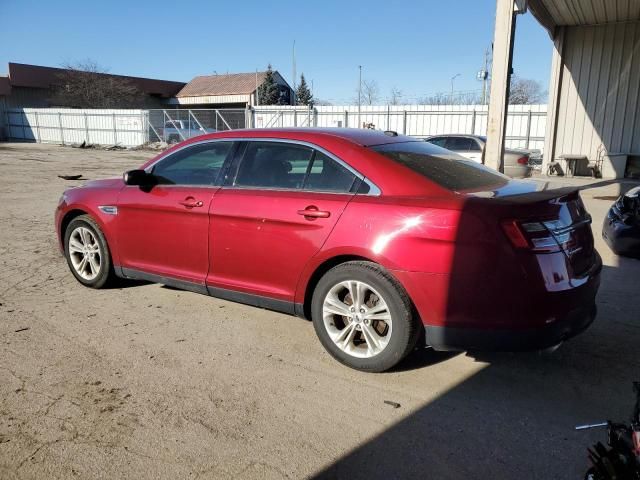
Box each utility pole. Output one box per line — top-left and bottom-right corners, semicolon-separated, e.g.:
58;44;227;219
479;45;491;104
358;65;362;128
292;40;297;105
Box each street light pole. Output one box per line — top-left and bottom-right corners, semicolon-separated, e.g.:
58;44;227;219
451;73;461;103
358;65;362;129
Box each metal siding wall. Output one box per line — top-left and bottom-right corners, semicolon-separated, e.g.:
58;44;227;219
554;22;640;159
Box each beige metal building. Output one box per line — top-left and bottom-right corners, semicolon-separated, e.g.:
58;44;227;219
169;71;294;109
487;0;640;179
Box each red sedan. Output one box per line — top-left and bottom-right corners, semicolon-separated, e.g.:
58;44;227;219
55;128;601;372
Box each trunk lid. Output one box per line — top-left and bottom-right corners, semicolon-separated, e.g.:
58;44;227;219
468;183;596;276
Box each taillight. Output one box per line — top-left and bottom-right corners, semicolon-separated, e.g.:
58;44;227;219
500;220;529;248
517;156;529;165
501;217;582;252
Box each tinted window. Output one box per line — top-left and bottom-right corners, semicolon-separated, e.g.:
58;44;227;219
234;142;313;189
304;152;358;193
446;137;476;151
468;139;482;151
152;141;233;185
371;141;509;191
427;137;447;148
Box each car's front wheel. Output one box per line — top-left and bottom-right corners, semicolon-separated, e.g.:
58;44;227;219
311;261;420;372
64;214;114;288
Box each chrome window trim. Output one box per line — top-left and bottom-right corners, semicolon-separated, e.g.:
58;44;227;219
144;137;381;196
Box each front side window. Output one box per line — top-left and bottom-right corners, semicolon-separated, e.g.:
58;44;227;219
371;141;508;192
234;142;314;189
151;141;234;185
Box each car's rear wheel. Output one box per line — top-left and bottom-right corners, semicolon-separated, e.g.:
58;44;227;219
311;261;419;372
64;215;114;288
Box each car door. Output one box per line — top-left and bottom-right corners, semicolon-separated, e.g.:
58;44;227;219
116;140;236;284
207;140;362;302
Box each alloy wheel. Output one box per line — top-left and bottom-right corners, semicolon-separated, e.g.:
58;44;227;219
322;280;392;358
68;226;102;281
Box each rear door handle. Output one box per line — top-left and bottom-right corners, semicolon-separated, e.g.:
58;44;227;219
179;197;203;208
297;206;330;219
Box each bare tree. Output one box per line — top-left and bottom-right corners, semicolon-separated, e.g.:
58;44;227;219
362;80;380;105
50;59;143;108
509;77;546;104
388;87;404;105
417;90;482;106
353;79;380;106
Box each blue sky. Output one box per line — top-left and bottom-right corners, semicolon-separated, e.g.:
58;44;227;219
1;0;552;104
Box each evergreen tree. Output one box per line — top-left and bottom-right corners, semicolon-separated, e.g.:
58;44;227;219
296;73;313;106
258;64;280;105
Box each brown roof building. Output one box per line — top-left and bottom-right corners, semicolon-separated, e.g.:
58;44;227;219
0;62;186;109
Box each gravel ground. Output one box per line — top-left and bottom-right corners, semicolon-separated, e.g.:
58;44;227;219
1;142;639;480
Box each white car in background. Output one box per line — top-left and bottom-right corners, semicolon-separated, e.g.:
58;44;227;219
425;134;532;178
162;120;216;143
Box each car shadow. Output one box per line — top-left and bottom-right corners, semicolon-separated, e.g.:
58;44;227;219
311;262;640;478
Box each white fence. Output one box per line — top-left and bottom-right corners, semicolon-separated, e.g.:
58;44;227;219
253;104;547;153
4;108;146;147
3;104;548;153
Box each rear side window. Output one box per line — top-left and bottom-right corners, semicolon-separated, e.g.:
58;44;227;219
152;141;233;185
304;152;358;193
446;137;476;151
371;141;508;191
426;137;447;148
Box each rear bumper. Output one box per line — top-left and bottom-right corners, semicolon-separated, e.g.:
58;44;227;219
424;304;597;352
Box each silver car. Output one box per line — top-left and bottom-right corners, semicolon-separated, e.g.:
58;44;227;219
425;134;532;178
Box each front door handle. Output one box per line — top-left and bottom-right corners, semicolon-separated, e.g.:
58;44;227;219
297;205;330;219
179;197;203;208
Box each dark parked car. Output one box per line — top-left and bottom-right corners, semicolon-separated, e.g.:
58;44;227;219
603;186;640;258
56;128;601;372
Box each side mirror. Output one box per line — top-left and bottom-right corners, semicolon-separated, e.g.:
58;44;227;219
123;169;152;186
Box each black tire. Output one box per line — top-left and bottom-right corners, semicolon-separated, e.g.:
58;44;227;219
311;261;420;372
64;214;115;289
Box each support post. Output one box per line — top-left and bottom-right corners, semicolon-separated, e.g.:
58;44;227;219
471;109;477;135
344;110;349;128
112;113;117;145
34;111;40;143
21;111;26;140
293;108;297;127
542;27;566;174
84;112;89;144
484;0;517;173
58;112;64;145
525;109;532;149
402;109;407;135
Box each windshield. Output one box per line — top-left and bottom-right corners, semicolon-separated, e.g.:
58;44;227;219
371;141;509;192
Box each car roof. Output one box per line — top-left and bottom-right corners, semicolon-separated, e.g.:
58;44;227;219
427;134;481;139
202;127;416;147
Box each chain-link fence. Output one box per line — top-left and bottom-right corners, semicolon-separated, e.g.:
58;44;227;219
146;109;249;143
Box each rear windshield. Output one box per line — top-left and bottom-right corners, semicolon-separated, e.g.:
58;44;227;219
371;141;509;192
